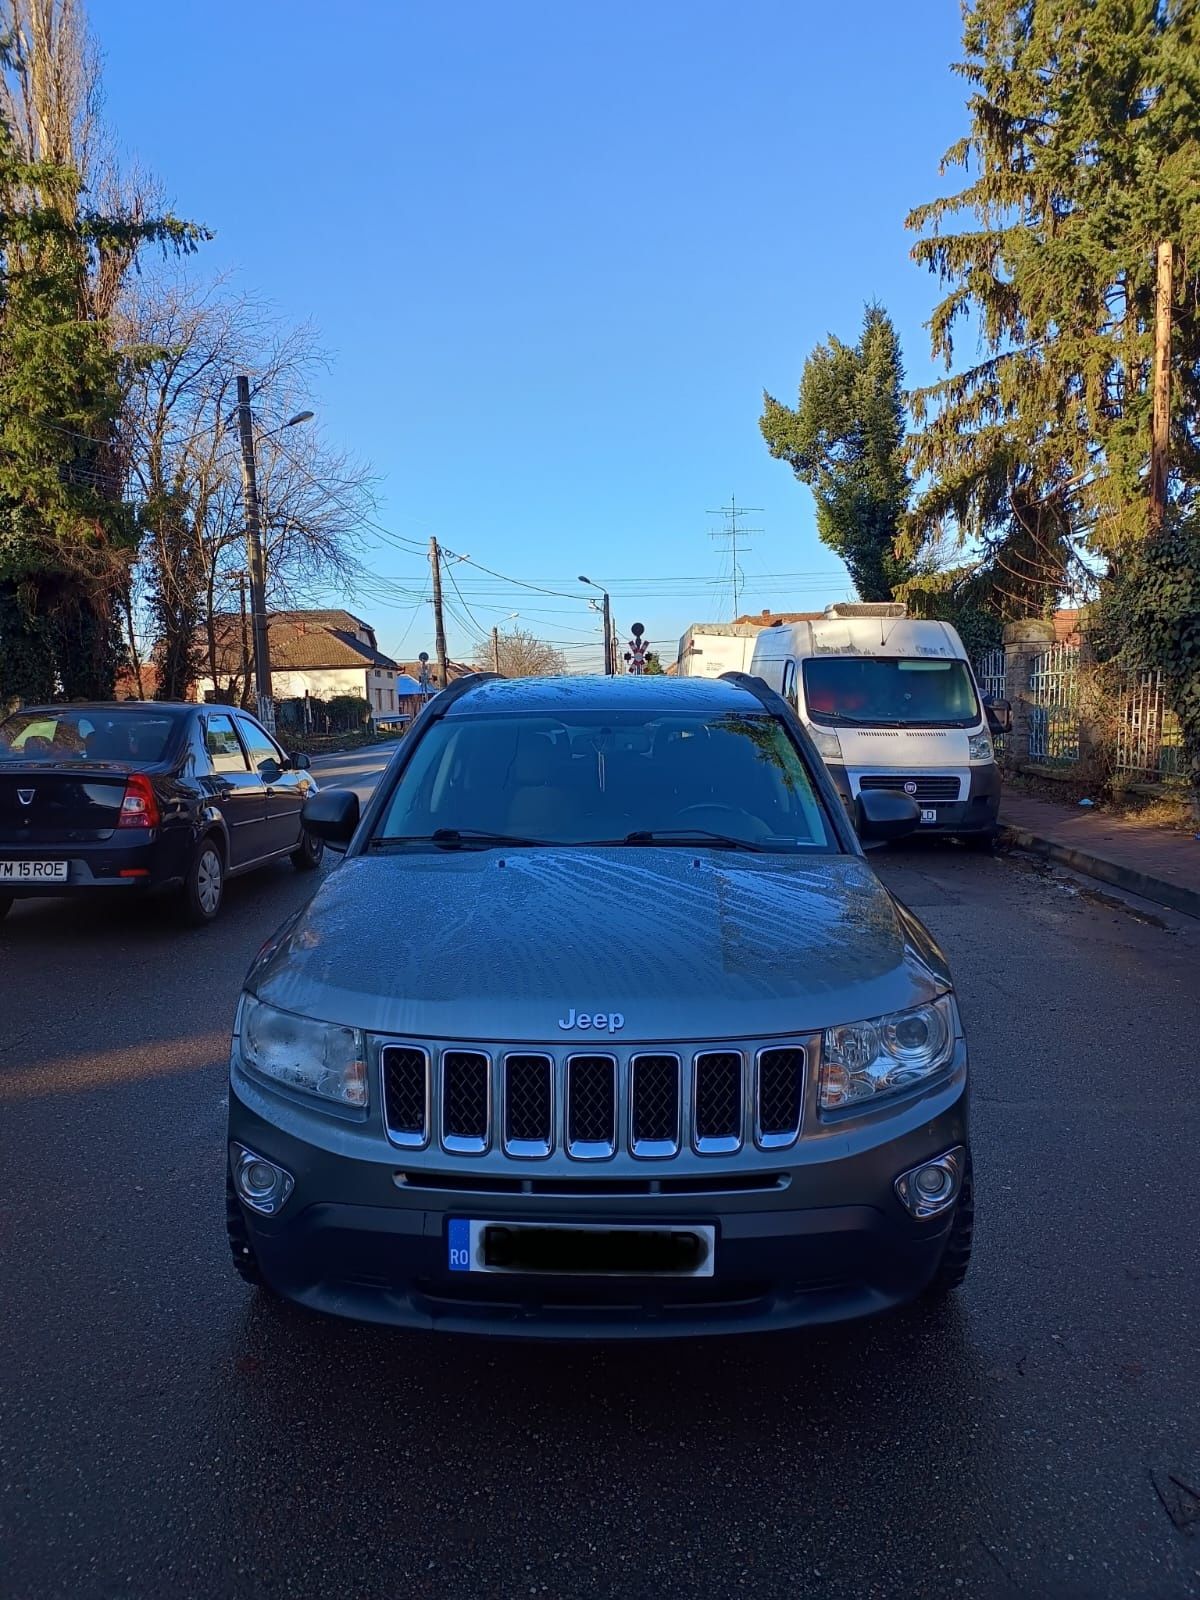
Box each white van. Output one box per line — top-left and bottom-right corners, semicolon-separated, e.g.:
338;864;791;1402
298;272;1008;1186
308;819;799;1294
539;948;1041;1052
747;604;1003;842
675;622;765;680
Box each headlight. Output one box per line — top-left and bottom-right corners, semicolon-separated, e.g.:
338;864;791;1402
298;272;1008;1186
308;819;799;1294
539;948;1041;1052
820;995;955;1110
237;994;367;1107
968;731;993;762
808;725;842;761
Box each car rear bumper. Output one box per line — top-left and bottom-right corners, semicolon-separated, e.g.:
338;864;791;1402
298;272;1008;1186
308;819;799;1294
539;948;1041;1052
229;1076;969;1339
0;832;187;896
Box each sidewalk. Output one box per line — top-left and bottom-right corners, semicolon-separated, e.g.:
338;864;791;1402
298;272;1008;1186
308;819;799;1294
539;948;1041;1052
1000;790;1200;919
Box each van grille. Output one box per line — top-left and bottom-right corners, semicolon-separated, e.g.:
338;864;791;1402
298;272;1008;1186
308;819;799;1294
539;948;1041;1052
380;1042;808;1159
858;773;961;802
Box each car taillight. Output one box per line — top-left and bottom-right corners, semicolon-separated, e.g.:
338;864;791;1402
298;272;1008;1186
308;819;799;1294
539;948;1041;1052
117;773;160;829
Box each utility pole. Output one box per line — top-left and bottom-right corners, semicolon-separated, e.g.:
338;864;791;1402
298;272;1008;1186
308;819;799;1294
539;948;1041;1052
602;591;613;676
429;535;449;688
229;569;251;708
491;626;501;674
1150;239;1173;535
707;495;763;619
235;375;274;728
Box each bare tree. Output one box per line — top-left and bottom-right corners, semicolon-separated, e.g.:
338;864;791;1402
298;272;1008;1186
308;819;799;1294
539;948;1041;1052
472;628;567;678
118;270;375;699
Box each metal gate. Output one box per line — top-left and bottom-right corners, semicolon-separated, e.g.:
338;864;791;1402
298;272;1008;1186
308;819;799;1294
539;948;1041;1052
1028;643;1079;765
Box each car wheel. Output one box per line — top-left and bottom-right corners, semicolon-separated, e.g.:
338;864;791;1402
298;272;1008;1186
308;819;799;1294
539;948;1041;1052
924;1154;974;1299
226;1171;268;1288
0;894;12;922
180;837;224;925
290;829;324;872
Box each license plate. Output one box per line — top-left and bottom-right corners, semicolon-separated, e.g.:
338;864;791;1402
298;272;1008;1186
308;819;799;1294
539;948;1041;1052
0;860;68;881
448;1219;716;1278
920;809;938;824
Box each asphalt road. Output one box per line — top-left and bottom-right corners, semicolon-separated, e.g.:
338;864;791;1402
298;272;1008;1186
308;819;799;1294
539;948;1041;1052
2;743;1199;1600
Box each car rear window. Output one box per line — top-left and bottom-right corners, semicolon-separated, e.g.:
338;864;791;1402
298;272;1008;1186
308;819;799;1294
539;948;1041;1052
374;708;836;852
0;709;177;763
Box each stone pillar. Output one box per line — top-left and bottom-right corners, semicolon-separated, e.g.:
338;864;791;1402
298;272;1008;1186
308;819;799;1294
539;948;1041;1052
1002;619;1056;772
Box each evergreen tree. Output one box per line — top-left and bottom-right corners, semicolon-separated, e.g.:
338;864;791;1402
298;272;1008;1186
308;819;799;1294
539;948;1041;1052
761;304;911;600
904;0;1200;608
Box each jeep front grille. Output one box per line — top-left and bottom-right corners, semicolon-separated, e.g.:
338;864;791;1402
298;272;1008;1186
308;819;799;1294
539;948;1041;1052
380;1042;807;1159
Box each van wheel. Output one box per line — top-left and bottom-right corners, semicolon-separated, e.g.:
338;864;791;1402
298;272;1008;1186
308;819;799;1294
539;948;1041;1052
924;1155;974;1299
226;1172;267;1288
962;828;997;853
180;837;224;925
291;830;324;872
0;894;12;922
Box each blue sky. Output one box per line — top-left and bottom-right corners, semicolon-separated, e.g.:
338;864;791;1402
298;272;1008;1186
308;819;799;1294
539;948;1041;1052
94;0;969;670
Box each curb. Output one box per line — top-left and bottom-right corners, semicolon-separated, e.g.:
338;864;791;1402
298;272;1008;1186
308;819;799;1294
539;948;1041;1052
1000;822;1200;921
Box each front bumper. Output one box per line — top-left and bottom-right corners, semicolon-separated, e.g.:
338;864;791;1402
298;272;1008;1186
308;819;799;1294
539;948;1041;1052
826;763;1000;836
228;1068;969;1339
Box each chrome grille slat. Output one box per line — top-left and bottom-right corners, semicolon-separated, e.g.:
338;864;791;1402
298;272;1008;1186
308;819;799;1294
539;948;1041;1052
756;1047;805;1148
503;1054;554;1157
381;1045;429;1148
441;1051;490;1153
630;1054;681;1158
566;1055;617;1159
693;1052;744;1153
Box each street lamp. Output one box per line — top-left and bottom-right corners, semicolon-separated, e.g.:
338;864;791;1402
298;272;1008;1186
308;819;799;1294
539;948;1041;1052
233;380;315;728
579;575;613;676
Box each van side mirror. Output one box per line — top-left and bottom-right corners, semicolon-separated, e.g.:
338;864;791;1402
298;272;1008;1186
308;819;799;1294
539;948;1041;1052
302;788;360;851
985;699;1011;735
854;789;920;844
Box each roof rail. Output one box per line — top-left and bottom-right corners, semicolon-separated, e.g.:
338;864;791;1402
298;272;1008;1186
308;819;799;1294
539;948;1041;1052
421;671;500;719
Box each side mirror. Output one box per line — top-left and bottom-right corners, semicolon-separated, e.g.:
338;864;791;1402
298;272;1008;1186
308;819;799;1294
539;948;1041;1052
854;788;921;844
289;751;311;771
985;699;1011;736
302;788;360;851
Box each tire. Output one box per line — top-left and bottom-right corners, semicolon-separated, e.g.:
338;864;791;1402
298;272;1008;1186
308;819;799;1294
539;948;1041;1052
290;829;324;872
0;894;12;922
179;835;224;925
962;828;997;853
925;1154;974;1299
226;1171;267;1288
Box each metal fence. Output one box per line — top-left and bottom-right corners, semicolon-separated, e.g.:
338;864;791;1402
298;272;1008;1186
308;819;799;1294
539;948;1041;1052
1112;670;1185;782
1028;642;1080;766
975;649;1006;704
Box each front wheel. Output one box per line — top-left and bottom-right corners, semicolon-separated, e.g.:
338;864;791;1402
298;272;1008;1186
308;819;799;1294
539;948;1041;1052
924;1154;974;1299
962;828;998;853
179;837;224;925
290;829;324;872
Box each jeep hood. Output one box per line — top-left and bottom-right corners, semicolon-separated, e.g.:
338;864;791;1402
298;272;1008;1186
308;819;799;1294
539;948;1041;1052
252;847;950;1043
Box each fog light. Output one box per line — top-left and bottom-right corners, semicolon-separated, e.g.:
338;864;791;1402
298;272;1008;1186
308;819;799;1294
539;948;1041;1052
894;1147;964;1218
231;1144;294;1216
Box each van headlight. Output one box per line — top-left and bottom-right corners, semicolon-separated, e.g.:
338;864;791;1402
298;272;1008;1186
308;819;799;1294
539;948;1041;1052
968;732;993;762
819;995;956;1109
808;725;842;761
237;994;368;1107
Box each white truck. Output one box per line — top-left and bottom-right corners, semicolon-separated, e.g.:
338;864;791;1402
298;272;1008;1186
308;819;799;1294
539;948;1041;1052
747;603;1003;842
675;622;766;681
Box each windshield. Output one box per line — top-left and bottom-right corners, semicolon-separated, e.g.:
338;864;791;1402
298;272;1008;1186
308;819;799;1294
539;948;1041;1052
802;658;981;728
0;708;178;764
374;709;835;852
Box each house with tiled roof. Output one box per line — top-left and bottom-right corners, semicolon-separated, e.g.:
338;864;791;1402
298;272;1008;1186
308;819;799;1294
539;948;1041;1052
195;608;410;716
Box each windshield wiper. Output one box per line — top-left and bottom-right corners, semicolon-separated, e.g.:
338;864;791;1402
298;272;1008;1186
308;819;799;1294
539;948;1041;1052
620;829;768;853
370;828;551;850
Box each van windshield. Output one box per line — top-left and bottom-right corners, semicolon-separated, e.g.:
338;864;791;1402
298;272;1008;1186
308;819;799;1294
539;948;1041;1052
802;658;981;728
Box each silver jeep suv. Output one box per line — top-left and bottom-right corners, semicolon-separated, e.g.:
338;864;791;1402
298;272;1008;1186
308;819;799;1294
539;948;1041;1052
226;672;971;1337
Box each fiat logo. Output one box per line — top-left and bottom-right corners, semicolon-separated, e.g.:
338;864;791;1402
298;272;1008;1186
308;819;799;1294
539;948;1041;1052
903;781;918;795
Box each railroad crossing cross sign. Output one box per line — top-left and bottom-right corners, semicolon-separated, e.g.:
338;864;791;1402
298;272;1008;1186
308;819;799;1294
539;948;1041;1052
627;622;647;675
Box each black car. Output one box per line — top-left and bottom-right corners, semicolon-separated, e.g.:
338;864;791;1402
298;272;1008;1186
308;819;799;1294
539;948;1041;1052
0;702;323;926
